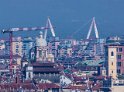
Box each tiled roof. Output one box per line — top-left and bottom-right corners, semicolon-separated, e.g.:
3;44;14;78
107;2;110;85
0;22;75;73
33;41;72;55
0;83;60;90
73;76;83;82
32;62;55;67
0;54;21;59
66;85;86;90
38;83;60;89
92;83;102;90
80;59;104;66
33;68;60;73
56;60;76;65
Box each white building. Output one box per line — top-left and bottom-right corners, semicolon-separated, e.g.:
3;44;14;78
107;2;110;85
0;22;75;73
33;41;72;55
35;31;54;62
60;75;72;87
35;31;48;62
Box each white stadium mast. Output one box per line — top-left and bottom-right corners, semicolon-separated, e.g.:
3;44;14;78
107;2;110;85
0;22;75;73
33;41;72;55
44;17;56;40
86;17;99;39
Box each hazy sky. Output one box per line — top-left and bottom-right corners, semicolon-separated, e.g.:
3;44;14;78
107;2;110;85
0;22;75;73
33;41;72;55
0;0;124;39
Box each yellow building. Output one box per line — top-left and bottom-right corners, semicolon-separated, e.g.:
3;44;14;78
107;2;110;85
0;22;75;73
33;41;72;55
106;46;117;79
105;44;124;79
12;37;23;56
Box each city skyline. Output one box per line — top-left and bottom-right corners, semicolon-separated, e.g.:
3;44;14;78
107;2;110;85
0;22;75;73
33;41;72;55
0;0;124;39
1;1;124;91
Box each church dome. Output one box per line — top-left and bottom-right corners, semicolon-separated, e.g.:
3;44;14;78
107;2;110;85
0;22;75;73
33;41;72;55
36;31;47;47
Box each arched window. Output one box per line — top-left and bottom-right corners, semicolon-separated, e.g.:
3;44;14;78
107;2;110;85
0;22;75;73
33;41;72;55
112;70;113;73
112;62;113;65
29;72;31;78
111;51;114;56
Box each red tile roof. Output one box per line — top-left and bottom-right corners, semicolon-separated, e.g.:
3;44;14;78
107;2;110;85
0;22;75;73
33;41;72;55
0;83;60;90
33;68;60;73
66;85;87;90
92;83;102;90
38;83;60;89
32;62;54;67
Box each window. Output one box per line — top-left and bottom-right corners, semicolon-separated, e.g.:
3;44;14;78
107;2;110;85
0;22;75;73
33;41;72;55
117;55;122;59
111;62;113;65
119;48;122;52
60;76;62;79
16;49;19;53
117;69;121;73
16;45;19;48
111;51;114;56
28;72;31;78
117;62;121;66
117;48;118;52
23;44;26;47
39;50;42;57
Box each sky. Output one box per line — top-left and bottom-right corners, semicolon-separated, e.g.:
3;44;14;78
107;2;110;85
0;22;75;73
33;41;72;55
0;0;124;39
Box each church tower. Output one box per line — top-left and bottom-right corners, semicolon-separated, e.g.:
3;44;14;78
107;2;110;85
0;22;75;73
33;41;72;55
35;31;48;62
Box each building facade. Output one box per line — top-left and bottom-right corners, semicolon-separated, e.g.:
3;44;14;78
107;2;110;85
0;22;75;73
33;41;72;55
22;37;34;58
105;44;124;79
5;37;34;58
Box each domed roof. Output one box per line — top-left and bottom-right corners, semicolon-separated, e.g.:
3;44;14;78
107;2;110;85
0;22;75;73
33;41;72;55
36;31;47;47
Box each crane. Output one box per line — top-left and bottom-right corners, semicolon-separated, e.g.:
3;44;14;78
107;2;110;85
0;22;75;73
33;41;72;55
2;26;49;75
